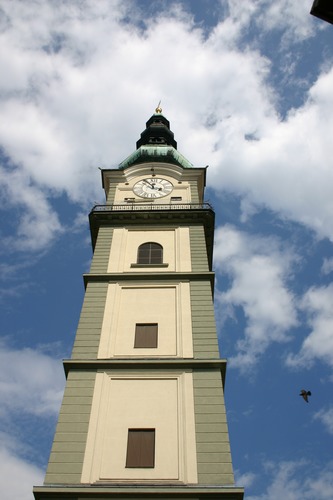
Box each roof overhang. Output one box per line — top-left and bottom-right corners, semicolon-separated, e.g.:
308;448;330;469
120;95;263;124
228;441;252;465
310;0;333;24
119;145;193;170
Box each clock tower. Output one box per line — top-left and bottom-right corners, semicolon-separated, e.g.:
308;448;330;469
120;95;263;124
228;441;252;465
33;107;244;499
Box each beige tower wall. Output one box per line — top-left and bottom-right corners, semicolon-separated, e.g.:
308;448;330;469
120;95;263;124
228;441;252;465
81;371;197;484
107;226;191;273
98;282;193;358
39;157;241;497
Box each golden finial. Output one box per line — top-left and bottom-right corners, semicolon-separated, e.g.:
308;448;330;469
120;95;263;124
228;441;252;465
155;100;162;114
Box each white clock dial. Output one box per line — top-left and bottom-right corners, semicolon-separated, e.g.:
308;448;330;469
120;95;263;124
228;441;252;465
133;178;173;199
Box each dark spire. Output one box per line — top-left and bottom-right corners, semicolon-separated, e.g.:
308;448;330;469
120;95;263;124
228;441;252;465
118;106;193;170
136;104;177;149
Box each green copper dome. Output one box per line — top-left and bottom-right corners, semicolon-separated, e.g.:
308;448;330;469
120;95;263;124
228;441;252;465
118;144;193;170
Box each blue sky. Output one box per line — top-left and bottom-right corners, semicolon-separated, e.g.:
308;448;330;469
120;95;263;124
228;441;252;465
1;1;333;498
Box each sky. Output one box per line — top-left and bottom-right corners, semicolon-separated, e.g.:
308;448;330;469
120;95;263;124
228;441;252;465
1;0;333;498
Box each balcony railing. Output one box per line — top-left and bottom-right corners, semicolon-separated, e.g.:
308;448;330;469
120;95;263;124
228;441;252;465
91;202;213;213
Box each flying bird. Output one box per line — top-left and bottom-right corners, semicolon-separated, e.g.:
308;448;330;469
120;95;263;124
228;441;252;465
300;389;311;402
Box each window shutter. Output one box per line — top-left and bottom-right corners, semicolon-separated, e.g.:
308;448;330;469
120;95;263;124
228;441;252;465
126;429;155;468
134;324;158;348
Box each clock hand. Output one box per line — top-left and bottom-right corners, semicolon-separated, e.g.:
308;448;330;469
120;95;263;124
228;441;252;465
143;180;163;191
143;180;155;189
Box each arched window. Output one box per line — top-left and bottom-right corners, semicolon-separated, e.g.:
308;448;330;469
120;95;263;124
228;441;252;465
137;242;163;265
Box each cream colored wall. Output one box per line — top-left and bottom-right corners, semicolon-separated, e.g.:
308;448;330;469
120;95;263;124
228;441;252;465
98;283;193;358
107;227;191;273
81;371;197;484
113;174;191;204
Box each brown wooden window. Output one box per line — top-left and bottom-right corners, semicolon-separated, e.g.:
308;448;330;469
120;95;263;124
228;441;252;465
134;323;158;348
126;429;155;468
137;242;163;265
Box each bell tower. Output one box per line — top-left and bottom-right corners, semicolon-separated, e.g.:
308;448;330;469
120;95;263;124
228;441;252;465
33;107;244;499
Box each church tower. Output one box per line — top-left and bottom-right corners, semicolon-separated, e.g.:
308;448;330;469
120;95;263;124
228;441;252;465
33;107;244;499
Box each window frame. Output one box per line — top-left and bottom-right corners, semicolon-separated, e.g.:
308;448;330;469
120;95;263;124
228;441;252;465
137;242;163;265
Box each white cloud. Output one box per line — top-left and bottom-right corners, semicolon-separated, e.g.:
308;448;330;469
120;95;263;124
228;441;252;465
0;301;66;497
314;406;333;435
254;0;317;42
246;460;333;500
0;341;65;417
206;64;333;241
221;0;316;44
235;470;256;489
321;258;333;275
286;284;333;369
0;0;333;256
214;225;298;371
0;433;44;500
0;166;63;251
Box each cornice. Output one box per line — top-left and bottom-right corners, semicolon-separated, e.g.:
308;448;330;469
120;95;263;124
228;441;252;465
63;358;227;386
83;271;215;293
34;484;244;499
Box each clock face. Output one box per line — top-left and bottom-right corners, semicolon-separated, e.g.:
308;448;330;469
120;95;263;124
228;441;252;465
133;178;173;199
